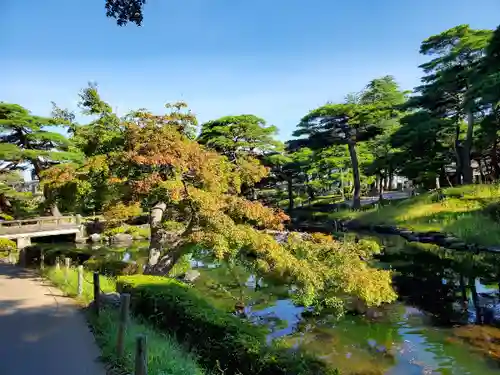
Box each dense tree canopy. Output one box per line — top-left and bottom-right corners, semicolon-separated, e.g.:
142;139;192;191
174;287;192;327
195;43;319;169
105;0;147;26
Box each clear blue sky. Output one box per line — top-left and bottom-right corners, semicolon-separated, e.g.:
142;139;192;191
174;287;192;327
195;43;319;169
2;0;500;144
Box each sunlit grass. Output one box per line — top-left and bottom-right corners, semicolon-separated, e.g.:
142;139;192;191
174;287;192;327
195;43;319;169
42;266;206;375
330;184;500;246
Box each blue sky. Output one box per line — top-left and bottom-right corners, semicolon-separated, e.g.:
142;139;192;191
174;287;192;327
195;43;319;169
2;0;500;145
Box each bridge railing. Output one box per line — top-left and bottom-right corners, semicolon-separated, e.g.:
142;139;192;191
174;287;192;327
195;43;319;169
0;216;79;235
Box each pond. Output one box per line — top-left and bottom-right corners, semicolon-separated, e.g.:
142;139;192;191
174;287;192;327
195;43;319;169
30;234;500;375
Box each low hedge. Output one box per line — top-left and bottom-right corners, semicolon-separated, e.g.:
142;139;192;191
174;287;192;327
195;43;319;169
118;275;337;375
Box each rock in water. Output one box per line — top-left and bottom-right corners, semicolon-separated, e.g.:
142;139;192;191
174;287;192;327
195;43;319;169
183;270;201;282
111;233;133;244
89;233;101;243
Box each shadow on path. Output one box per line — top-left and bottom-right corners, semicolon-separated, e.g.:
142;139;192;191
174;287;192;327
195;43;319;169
0;262;106;375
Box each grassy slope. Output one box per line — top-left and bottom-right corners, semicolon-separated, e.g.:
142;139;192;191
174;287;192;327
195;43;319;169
331;184;500;247
42;267;206;375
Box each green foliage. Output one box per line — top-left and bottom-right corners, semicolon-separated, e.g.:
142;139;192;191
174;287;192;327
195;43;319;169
199;114;281;158
0;238;16;257
90;309;205;375
103;202;142;223
0;103;82;174
102;224;150;239
84;258;140;276
162;220;186;232
0;213;14;220
0;238;16;251
118;275;338;375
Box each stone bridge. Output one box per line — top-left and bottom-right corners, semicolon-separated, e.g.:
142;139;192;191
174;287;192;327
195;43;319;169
0;216;85;248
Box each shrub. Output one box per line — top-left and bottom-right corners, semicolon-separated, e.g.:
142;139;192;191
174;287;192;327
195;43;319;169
103;202;142;224
0;238;16;257
103;225;150;239
118;275;338;375
0;213;14;220
0;238;16;251
84;258;139;276
162;220;185;232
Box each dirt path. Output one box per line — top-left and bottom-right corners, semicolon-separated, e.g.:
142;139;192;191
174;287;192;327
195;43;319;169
0;262;106;375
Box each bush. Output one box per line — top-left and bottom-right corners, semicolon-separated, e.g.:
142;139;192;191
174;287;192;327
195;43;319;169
0;213;14;220
0;238;16;251
0;238;16;257
118;275;338;375
162;220;185;232
84;258;140;276
103;202;142;223
103;224;150;239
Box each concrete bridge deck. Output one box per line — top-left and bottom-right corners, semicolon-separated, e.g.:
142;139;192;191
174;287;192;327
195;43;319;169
0;216;84;247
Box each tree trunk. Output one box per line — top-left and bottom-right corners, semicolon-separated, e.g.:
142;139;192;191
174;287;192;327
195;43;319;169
378;173;384;202
459;274;468;311
287;177;294;212
305;175;315;202
461;109;475;184
43;185;61;216
477;159;484;184
454;120;463;185
147;201;167;268
388;168;394;191
491;138;500;179
470;280;482;324
50;203;62;217
0;193;12;214
347;142;361;209
147;245;187;275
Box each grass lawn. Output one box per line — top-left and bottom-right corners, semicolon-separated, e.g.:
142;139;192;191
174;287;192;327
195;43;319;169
330;184;500;247
42;266;206;375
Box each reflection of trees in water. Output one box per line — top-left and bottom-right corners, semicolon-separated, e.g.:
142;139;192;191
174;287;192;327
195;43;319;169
379;241;500;326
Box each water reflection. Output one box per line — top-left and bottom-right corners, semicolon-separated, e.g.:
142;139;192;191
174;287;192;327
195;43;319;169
376;235;500;327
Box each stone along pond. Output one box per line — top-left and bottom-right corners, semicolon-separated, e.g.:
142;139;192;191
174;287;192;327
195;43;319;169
30;234;500;375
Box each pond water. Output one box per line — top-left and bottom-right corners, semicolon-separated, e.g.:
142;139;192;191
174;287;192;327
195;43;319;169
31;234;500;375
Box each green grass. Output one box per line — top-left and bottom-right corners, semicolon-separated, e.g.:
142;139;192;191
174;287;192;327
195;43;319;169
330;184;500;247
42;266;206;375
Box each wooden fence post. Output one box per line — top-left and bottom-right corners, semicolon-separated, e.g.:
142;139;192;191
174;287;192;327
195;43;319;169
93;272;100;316
55;256;60;270
77;265;83;296
64;258;70;283
116;293;131;357
135;335;147;375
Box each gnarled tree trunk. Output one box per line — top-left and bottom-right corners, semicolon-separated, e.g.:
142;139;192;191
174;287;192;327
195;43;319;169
461;109;475;184
347;142;361;209
43;185;61;216
146;201;167;269
287;177;294;212
145;200;197;276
